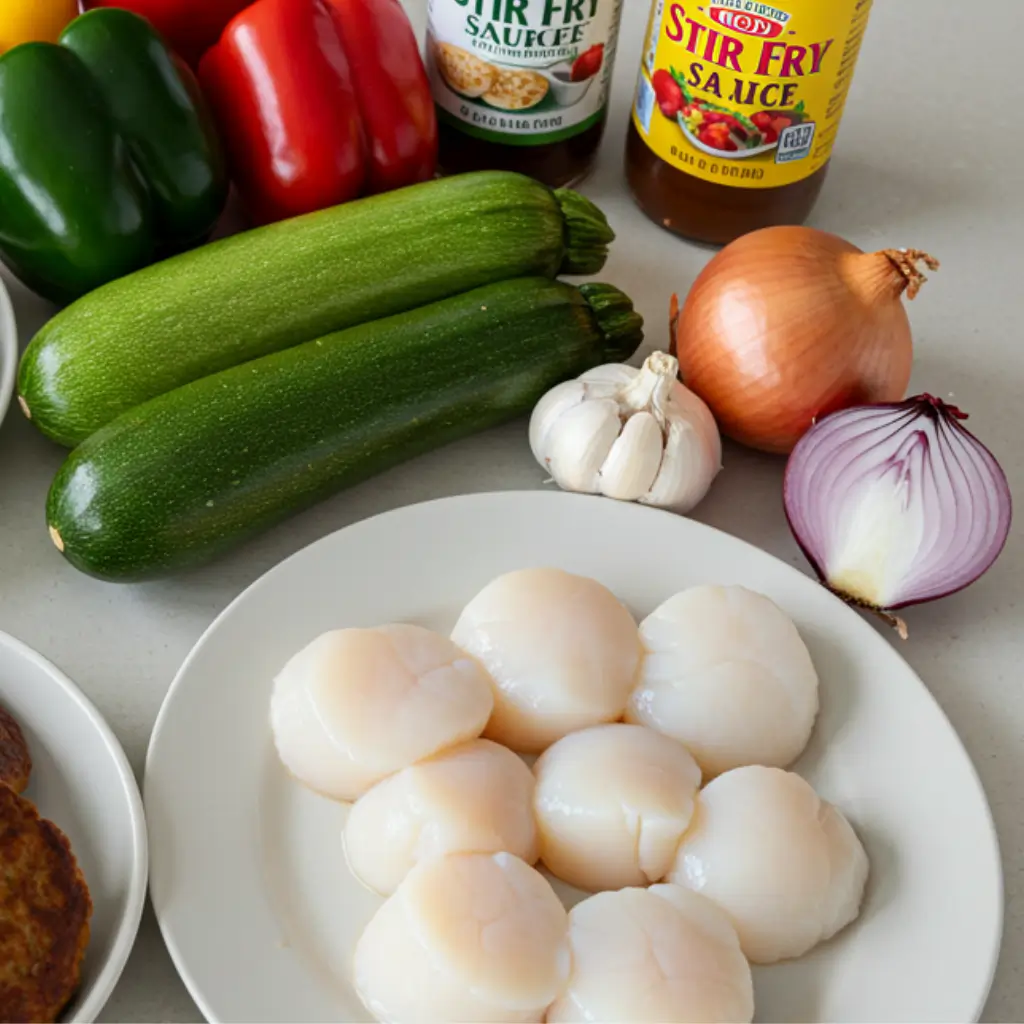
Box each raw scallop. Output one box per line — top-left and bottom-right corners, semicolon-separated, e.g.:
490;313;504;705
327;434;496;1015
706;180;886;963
450;568;641;754
668;765;869;964
353;851;570;1024
533;723;701;892
344;738;537;895
627;585;819;777
270;624;493;801
547;884;754;1023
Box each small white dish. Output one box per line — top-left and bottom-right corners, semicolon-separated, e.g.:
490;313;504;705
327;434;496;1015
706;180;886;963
0;631;148;1023
0;276;18;428
541;62;594;107
146;491;1002;1024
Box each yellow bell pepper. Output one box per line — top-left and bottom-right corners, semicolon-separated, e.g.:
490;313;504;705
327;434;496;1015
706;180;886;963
0;0;80;54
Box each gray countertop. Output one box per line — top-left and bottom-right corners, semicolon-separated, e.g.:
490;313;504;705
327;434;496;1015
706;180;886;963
1;1;1021;1021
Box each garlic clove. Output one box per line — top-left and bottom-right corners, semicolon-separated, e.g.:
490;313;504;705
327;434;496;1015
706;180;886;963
643;414;721;514
545;398;622;493
599;411;665;502
529;381;587;465
640;381;723;514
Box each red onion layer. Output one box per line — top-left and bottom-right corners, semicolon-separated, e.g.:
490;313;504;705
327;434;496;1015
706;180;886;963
784;395;1012;634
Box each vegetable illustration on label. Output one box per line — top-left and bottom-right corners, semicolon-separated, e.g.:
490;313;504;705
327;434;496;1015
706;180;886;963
426;0;624;145
632;0;873;188
571;43;604;82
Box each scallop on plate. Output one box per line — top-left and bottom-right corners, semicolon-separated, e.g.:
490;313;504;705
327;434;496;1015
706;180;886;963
145;492;1002;1024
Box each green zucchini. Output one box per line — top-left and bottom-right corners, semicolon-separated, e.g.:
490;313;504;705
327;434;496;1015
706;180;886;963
47;277;643;581
19;171;614;447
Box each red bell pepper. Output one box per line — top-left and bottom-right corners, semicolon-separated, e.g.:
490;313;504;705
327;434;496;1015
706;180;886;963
326;0;437;194
80;0;252;67
199;0;367;226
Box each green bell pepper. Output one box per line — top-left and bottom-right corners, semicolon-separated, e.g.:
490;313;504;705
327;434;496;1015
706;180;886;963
0;8;227;305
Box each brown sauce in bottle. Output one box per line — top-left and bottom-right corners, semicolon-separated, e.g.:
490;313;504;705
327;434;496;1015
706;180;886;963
438;114;610;189
424;0;625;189
626;0;873;245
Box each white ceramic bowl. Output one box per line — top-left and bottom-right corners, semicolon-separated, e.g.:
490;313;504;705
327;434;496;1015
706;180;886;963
0;276;17;428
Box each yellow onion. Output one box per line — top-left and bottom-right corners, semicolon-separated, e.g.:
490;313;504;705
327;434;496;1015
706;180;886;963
671;226;939;454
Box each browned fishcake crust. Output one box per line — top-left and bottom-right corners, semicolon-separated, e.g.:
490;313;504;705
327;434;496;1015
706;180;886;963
0;784;92;1024
0;707;31;794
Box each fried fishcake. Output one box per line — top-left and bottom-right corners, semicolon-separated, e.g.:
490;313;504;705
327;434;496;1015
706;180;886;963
435;43;496;98
0;705;31;794
0;784;92;1024
484;68;549;111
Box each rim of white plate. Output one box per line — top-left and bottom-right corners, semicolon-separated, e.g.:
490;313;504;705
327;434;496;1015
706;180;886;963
0;276;18;428
145;490;1005;1023
0;630;150;1024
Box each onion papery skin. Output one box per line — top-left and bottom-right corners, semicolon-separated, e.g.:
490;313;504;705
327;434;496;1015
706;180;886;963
783;396;1012;626
674;227;918;455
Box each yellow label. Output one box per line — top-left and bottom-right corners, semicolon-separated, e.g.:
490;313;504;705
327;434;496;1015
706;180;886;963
631;0;872;188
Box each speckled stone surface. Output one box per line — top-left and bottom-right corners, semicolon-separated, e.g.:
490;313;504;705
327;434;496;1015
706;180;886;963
0;1;1020;1020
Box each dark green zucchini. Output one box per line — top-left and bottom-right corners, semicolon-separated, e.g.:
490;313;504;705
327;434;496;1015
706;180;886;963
19;171;614;447
47;277;643;580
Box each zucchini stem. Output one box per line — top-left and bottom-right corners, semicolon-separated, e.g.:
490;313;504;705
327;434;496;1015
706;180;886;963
554;188;616;276
580;283;644;363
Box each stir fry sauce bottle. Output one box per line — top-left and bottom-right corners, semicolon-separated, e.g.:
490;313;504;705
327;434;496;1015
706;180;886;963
627;0;874;244
424;0;625;187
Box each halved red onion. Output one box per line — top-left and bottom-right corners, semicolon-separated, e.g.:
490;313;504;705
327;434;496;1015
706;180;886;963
784;395;1011;635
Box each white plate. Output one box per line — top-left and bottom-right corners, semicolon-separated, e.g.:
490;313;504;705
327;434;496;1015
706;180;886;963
146;492;1002;1024
0;631;148;1023
0;277;17;428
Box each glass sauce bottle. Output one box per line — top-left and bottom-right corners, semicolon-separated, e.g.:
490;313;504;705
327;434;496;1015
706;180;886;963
424;0;625;188
627;0;874;245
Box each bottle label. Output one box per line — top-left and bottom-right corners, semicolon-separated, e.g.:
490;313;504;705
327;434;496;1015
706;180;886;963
426;0;623;147
631;0;872;188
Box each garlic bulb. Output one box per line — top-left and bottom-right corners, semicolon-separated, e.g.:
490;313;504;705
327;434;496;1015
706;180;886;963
529;352;722;513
